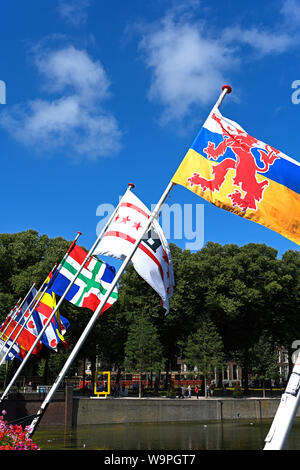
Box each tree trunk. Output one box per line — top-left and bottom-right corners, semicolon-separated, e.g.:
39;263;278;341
217;370;223;388
200;375;205;396
288;346;294;381
43;350;49;385
116;366;121;384
90;356;96;394
82;357;86;389
242;348;249;394
165;360;170;390
139;373;142;399
154;371;161;395
3;360;9;390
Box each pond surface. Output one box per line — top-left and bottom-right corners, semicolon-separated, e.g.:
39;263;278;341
34;418;300;451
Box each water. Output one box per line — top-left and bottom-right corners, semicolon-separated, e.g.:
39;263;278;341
34;418;300;451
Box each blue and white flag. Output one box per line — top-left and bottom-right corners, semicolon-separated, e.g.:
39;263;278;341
0;337;23;362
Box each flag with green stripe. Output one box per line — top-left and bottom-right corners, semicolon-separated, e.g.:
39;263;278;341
49;244;118;314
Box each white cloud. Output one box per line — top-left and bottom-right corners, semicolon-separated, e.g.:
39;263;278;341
138;15;236;124
281;0;300;28
222;26;295;56
57;0;90;27
137;1;300;124
35;45;110;104
0;45;122;160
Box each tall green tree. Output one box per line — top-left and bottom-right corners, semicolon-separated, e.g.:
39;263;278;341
198;242;282;390
183;319;224;398
124;314;164;398
264;249;300;370
249;334;279;397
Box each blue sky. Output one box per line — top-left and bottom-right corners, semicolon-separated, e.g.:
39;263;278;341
1;0;300;258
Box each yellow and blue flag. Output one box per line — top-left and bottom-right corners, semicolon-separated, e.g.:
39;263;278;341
34;290;69;350
172;109;300;245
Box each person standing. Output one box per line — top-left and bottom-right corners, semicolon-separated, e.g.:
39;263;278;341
195;385;199;399
187;384;191;398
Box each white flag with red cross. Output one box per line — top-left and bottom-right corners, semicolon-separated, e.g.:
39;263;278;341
94;191;174;312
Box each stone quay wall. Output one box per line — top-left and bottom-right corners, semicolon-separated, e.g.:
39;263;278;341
4;391;300;427
73;397;287;426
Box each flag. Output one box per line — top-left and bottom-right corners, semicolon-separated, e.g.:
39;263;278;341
172;109;300;245
3;281;68;355
50;244;118;314
33;290;70;350
0;337;24;362
0;292;35;336
33;267;70;350
0;303;19;332
0;315;13;336
10;291;69;353
3;286;43;356
4;317;43;357
93;191;175;312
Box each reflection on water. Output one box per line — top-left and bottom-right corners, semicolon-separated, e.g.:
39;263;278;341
34;418;300;451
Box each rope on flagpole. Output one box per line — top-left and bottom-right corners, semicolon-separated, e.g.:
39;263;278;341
6;413;39;426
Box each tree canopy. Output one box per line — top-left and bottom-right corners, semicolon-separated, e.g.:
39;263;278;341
0;230;299;388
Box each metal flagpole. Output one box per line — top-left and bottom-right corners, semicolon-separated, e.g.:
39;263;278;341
0;184;133;404
27;181;175;436
264;354;300;449
0;264;58;366
0;283;36;344
214;84;232;110
26;86;232;437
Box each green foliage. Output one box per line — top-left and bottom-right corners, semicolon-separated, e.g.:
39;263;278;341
0;230;299;388
183;319;225;379
0;231;91;376
124;314;164;373
232;382;243;398
0;230;70;308
249;335;279;384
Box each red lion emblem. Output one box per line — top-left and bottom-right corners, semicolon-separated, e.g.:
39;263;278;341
187;113;280;211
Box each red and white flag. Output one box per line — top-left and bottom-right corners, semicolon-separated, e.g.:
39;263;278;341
94;191;174;312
